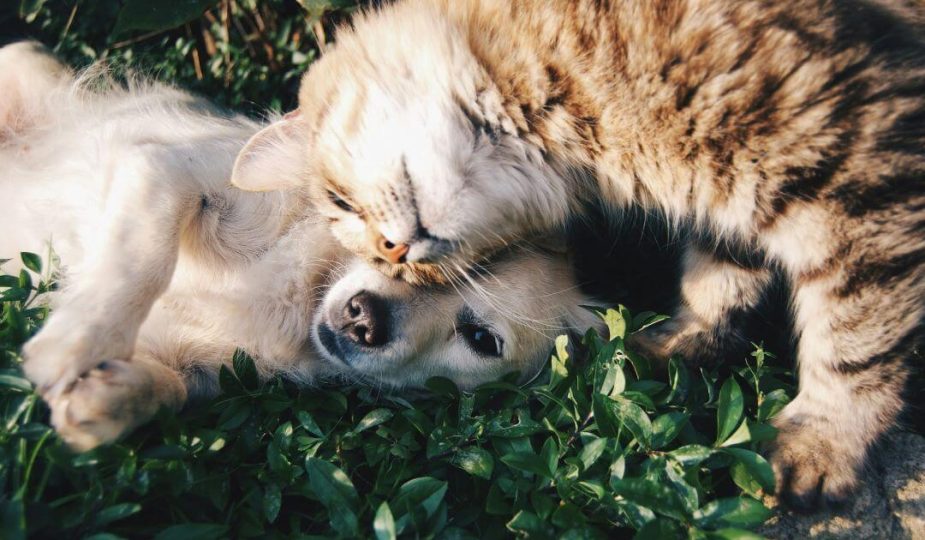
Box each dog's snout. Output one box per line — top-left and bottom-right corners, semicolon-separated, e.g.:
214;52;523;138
340;291;389;347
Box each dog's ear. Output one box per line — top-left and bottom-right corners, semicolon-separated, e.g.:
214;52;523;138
231;111;308;192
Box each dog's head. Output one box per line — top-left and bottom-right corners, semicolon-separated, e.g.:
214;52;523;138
311;245;603;390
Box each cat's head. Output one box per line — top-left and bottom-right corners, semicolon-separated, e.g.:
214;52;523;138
231;3;570;284
311;244;603;390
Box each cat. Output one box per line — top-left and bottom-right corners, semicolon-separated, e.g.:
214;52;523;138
1;41;600;450
230;0;925;510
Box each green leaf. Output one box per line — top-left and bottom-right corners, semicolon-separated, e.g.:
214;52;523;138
263;484;282;523
729;461;763;499
2;288;29;302
18;270;32;291
720;421;751;447
113;0;220;37
452;447;494;479
232;349;259;389
578;437;608;471
374;502;397;540
153;524;229;540
500;452;553;478
296;410;325;438
530;492;556;520
354;408;394;434
602;307;627;340
664;356;690;405
650;412;689;449
20;252;41;273
485;483;512;515
267;441;291;474
757;389;790;422
626;350;653;380
634;517;683;540
720;420;778;448
390;477;448;533
715;379;744;445
215;398;249;430
94;503;141;526
551;334;571;384
594;394;652;448
631;312;671;333
669;445;715;467
305;457;359;537
0;374;32;392
18;0;45;21
507;510;551;538
541;437;558;476
610;477;691;521
693;497;773;529
425;376;460;398
722;448;776;495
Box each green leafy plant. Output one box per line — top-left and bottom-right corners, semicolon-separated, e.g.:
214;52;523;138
0;254;794;538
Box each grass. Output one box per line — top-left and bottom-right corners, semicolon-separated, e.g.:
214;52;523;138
1;2;797;538
0;254;795;538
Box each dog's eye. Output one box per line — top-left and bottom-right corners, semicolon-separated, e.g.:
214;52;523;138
327;190;356;213
459;323;503;357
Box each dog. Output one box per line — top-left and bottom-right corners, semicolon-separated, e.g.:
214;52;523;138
0;42;601;450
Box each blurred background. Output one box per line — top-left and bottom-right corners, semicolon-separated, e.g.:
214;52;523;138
0;0;370;114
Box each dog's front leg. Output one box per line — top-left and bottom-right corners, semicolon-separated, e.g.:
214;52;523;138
23;146;200;400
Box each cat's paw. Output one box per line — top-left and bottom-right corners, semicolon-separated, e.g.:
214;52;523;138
767;414;864;512
628;313;731;368
46;359;165;451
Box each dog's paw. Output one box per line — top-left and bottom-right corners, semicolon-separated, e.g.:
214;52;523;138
767;415;863;512
22;323;102;398
21;311;136;398
46;359;162;451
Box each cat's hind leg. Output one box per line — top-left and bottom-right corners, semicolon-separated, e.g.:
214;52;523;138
630;240;772;366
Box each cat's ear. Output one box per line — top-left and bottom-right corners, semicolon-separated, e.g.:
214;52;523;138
231;111;309;192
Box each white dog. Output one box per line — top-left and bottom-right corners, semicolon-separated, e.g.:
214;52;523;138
0;42;601;450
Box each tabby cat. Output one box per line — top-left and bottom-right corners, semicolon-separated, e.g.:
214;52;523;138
231;0;925;510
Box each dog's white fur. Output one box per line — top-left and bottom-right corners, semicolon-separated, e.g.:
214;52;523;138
1;42;601;450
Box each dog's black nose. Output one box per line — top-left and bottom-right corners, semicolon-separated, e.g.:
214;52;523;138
340;291;390;347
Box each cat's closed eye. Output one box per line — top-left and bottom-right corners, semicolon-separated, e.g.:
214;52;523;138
327;189;356;213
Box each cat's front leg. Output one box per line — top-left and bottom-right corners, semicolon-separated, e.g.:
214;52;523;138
769;264;917;510
23;148;197;398
629;242;771;366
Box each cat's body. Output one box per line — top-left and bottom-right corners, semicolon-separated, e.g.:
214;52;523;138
2;42;600;450
233;0;925;509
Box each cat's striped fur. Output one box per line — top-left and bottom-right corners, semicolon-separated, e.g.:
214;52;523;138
232;0;925;510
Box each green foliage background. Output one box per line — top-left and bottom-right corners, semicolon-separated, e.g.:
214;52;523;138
0;2;796;538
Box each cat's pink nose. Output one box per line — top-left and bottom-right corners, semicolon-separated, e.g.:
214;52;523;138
373;233;409;264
